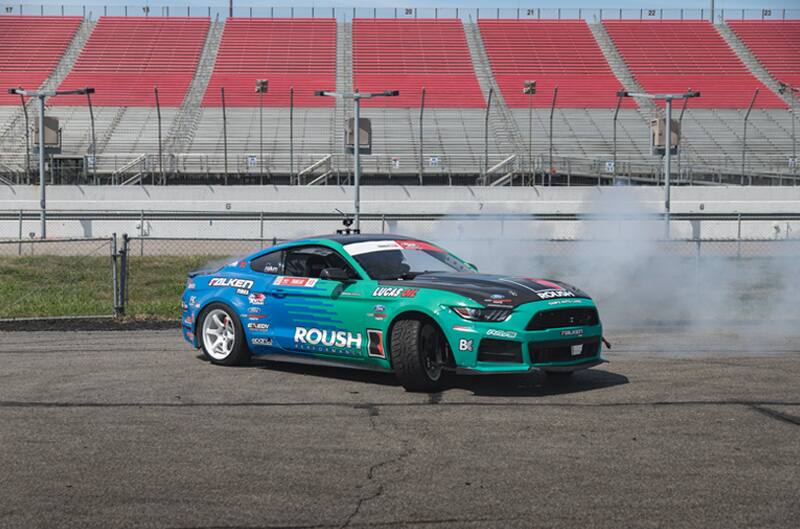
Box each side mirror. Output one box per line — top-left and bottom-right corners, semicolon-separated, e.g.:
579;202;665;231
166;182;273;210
320;267;351;282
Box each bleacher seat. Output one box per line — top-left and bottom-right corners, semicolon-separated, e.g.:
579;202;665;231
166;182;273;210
352;19;484;108
727;20;800;90
479;20;635;109
0;16;82;105
202;18;336;107
54;17;209;106
603;20;785;108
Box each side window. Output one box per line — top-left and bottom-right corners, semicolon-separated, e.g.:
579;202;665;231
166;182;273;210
250;250;283;275
283;246;360;279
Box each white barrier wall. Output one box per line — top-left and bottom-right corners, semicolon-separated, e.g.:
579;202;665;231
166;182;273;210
2;185;800;214
0;186;798;240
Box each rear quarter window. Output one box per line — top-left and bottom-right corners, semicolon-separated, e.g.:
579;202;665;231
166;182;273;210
250;251;282;275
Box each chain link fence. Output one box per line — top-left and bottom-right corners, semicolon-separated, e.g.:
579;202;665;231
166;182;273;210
0;237;117;319
1;223;798;322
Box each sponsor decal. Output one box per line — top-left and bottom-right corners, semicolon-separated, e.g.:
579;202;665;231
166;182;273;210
372;287;418;298
249;293;266;305
185;330;194;341
209;277;254;290
236;288;250;296
547;299;582;306
274;276;319;287
536;290;575;300
247;322;270;331
561;329;584;336
344;240;404;256
248;314;268;320
394;240;444;253
486;329;518;339
367;329;385;358
180;300;189;311
183;315;193;325
458;339;474;352
484;297;512;305
571;344;583;356
294;326;362;355
248;306;261;313
253;337;273;346
238;261;248;268
340;292;361;297
264;264;279;274
373;304;386;312
188;296;197;305
187;281;196;290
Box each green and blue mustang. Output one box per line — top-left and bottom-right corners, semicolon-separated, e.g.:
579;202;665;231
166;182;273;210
181;234;604;391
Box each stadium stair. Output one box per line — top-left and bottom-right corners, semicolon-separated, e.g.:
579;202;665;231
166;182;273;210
717;22;795;106
463;20;526;163
164;19;225;160
0;16;86;153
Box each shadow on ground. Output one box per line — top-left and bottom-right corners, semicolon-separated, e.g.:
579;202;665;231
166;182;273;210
238;355;629;398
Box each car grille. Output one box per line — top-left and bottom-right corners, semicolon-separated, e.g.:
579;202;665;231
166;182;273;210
527;308;599;331
529;339;600;363
478;339;523;363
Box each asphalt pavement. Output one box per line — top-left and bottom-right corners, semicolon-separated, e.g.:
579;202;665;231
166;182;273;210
0;325;798;529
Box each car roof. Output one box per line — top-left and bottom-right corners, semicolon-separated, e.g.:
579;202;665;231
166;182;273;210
301;233;419;245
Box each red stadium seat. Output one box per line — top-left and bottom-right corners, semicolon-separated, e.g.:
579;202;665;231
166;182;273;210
727;20;800;91
603;20;786;109
202;18;336;108
479;19;635;109
0;16;82;105
54;17;209;106
352;19;484;108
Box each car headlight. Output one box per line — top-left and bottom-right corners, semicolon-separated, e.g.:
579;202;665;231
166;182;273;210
451;306;512;322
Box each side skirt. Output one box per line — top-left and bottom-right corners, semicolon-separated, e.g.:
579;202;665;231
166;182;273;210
253;352;392;374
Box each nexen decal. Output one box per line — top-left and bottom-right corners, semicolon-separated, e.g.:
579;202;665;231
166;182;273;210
536;290;575;300
209;277;254;290
294;327;362;350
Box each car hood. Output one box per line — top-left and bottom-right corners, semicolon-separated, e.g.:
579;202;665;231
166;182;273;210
379;273;590;308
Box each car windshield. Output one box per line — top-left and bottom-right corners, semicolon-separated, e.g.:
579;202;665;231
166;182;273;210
344;239;473;280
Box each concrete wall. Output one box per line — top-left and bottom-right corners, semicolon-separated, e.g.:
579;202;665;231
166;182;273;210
1;186;798;240
2;185;800;215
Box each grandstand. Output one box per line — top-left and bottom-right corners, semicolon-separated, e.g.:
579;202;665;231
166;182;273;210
0;8;797;186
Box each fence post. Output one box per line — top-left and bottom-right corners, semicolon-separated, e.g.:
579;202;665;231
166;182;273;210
737;213;742;258
120;233;129;316
111;234;121;317
18;209;23;255
259;211;264;247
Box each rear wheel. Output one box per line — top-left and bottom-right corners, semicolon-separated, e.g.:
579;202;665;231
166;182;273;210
198;303;249;366
390;318;446;392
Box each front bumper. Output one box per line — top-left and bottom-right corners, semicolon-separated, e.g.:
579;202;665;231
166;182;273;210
441;299;605;374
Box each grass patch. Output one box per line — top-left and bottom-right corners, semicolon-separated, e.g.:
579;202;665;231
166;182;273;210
0;255;218;319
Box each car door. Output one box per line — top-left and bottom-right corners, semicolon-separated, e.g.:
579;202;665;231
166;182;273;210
243;249;284;351
273;245;374;361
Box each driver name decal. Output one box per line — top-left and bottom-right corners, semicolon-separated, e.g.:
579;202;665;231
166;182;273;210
273;276;319;287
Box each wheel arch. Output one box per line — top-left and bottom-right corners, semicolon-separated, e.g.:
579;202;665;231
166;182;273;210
194;299;250;354
386;310;454;368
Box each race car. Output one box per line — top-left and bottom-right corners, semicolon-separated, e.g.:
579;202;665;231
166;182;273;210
181;234;604;391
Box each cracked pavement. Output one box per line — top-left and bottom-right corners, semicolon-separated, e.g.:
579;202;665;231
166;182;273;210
0;326;798;529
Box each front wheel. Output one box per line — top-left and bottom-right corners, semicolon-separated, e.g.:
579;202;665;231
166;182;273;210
198;303;249;366
390;319;446;392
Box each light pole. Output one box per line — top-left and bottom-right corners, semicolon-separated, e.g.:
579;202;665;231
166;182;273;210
154;86;162;185
524;80;536;185
255;79;268;185
7;87;94;238
548;86;559;186
85;88;97;183
315;89;399;232
419;87;426;185
612;91;623;184
619;90;701;237
221;86;228;185
15;89;31;183
484;87;493;181
742;88;759;185
778;82;798;177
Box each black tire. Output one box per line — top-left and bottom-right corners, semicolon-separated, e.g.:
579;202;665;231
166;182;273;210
197;302;250;366
390;318;445;392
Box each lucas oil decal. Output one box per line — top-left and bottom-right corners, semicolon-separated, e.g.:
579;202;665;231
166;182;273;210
274;276;318;287
294;327;362;355
372;287;418;298
209;277;254;290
